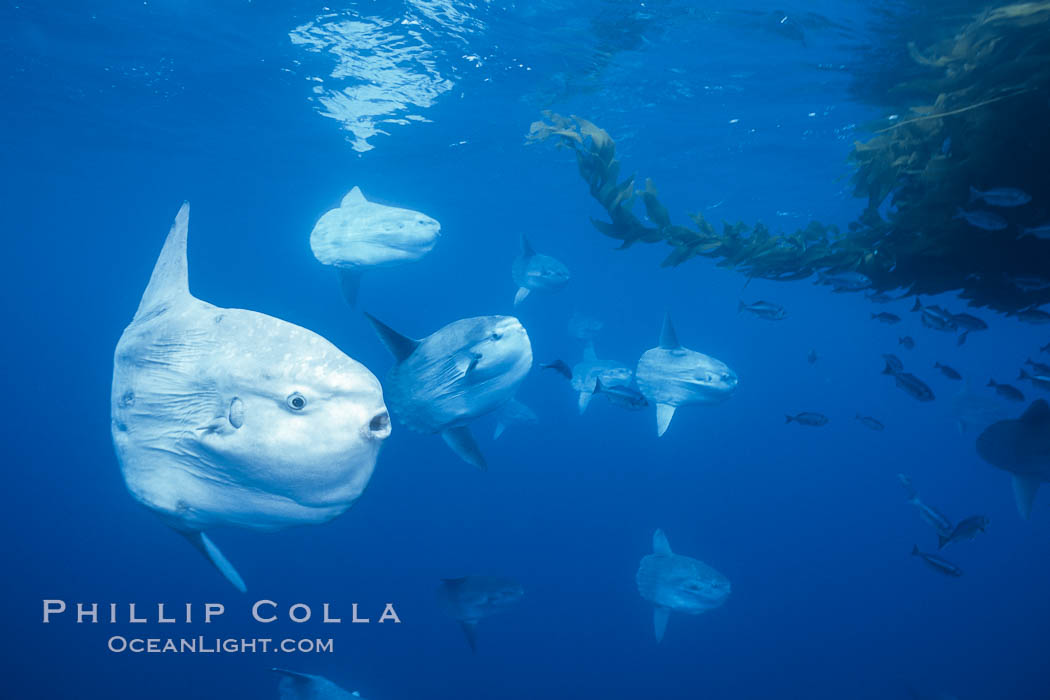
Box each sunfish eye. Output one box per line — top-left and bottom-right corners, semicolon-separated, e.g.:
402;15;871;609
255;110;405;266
490;331;502;341
286;392;307;411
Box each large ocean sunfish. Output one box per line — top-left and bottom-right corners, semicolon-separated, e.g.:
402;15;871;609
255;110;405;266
635;314;738;436
365;313;532;470
111;203;391;591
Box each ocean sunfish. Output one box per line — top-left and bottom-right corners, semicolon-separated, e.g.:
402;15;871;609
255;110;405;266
570;341;634;414
511;234;570;306
976;399;1050;519
310;186;440;305
439;575;524;652
635;314;738;436
273;668;361;700
365;313;532;469
636;529;731;642
112;203;391;591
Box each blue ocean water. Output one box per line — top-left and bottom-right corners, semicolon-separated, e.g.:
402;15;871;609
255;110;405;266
3;1;1049;698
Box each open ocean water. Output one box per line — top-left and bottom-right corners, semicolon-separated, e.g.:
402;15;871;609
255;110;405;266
3;1;1050;699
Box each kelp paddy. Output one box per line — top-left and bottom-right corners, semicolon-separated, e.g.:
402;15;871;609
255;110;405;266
527;2;1050;314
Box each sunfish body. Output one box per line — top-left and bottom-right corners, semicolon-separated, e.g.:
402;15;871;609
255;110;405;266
273;669;362;700
572;341;634;413
511;234;570;305
112;204;391;591
635;314;738;436
310;186;440;305
976;399;1050;519
636;529;730;642
365;313;532;469
439;575;524;652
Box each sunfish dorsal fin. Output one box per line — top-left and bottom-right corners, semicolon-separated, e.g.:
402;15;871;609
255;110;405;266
582;340;598;362
341;186;367;206
364;313;420;362
1013;474;1041;520
659;313;680;349
520;233;535;257
1020;399;1050;426
180;530;246;593
271;668;314;682
442;426;487;470
653;528;672;555
134;202;192;320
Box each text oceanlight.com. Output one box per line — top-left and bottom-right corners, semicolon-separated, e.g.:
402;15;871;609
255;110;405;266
107;636;335;654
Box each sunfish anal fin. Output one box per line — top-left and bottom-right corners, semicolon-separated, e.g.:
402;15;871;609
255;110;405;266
442;426;487;470
653;606;670;643
364;313;420;362
513;287;531;306
659;313;680;350
1012;474;1041;520
493;422;506;440
578;390;593;414
459;620;479;653
656;403;676;437
134;201;191;320
338;268;364;307
180;530;247;593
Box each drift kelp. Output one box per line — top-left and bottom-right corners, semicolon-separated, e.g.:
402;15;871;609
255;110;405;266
527;3;1050;313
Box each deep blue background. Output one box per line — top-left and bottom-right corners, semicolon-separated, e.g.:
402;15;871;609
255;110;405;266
2;2;1048;698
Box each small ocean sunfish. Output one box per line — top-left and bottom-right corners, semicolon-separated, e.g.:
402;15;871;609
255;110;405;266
636;529;730;643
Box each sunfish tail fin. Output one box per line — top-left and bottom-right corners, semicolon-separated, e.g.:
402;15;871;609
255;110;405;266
653;606;670;643
442;426;487;470
135;202;192;320
180;530;247;593
338;268;364;307
364;313;420;362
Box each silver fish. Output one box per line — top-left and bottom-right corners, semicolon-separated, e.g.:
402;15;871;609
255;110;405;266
785;411;829;426
911;546;963;577
988;379;1025;402
968;186;1031;208
738;299;787;320
816;270;871;292
955;208;1008;231
855;414;885;431
1018;222;1050;240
